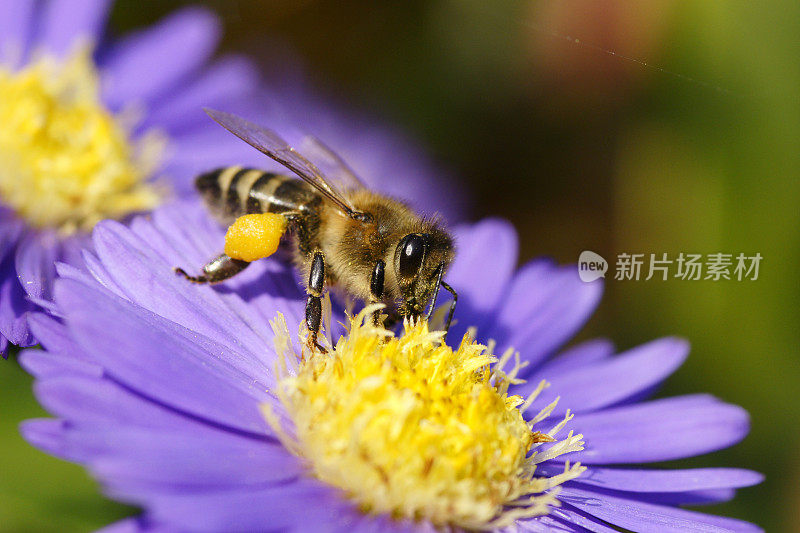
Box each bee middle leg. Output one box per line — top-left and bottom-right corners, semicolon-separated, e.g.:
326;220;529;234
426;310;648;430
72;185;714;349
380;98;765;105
369;259;386;326
440;281;458;340
305;250;328;354
174;253;250;284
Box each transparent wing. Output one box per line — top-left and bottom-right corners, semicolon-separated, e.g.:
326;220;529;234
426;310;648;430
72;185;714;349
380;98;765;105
204;108;359;217
298;135;367;192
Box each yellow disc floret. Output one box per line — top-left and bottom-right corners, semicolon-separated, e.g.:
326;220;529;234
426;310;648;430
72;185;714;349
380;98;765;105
224;213;287;262
0;46;165;234
264;308;587;530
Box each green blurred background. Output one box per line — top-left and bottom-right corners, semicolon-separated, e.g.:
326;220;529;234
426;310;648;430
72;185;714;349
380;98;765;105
1;1;797;530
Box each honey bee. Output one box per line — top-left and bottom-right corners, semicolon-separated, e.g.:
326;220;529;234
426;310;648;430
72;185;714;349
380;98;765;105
175;109;457;351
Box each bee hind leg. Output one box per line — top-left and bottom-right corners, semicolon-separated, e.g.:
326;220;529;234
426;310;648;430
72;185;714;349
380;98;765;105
305;250;328;353
174;253;250;284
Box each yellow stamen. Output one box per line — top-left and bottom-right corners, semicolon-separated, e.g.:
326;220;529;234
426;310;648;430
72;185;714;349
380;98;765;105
263;308;586;529
0;45;165;234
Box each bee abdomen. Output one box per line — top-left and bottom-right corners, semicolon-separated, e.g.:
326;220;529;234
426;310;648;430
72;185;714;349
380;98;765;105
196;166;252;218
195;167;318;220
249;173;319;215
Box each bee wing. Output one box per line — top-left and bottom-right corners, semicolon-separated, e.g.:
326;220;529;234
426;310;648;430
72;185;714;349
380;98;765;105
204;108;360;217
298;135;367;191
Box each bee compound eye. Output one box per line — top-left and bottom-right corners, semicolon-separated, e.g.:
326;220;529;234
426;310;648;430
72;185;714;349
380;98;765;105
398;234;428;278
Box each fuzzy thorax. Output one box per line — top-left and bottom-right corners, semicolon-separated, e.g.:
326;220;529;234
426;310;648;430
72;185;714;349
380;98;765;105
0;46;165;234
264;307;586;529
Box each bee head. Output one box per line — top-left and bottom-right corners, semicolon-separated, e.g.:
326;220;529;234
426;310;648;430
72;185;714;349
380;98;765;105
393;224;454;317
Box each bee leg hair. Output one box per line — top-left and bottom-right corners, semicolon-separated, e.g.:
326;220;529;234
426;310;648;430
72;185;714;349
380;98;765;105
174;253;249;284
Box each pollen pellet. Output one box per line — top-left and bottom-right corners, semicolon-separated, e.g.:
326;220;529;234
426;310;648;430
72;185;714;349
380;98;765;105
224;213;287;262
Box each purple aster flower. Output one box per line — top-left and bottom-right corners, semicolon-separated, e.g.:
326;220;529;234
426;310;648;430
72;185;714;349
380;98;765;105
0;0;462;357
19;196;761;531
0;0;262;356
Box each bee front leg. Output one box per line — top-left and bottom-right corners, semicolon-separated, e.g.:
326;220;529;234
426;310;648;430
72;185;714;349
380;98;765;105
174;253;250;284
305;250;328;354
424;262;457;341
369;259;386;326
441;281;458;341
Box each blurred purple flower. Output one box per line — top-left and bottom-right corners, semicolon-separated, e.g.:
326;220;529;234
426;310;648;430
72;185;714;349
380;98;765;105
0;0;463;357
0;0;261;356
20;198;761;532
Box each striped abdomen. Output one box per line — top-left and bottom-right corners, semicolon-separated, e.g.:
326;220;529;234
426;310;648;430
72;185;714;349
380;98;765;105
195;166;320;222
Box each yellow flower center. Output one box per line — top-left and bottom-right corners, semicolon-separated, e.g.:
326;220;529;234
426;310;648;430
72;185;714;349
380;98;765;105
0;46;165;234
265;308;586;530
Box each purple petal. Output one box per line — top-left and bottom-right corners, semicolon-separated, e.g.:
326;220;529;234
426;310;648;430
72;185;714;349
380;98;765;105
445;219;518;341
27;373;290;478
0;0;36;66
144;480;356;533
96;518;162;533
135;200;225;266
19;348;103;379
20;418;69;459
348;515;426;533
447;219;518;313
15;231;58;300
57;233;91;273
487;260;603;368
54;277;275;437
518;337;689;414
96;518;138;533
55;259;102;290
97;517;177;533
0;212;24;260
143;56;259;135
560;486;763;532
38;0;111;56
35;373;284;476
91;219;283;381
531;338;615;378
162;129;278;184
0;251;34;346
32;374;222;431
81;249;127;296
532;506;620;533
101;7;220;110
517;514;586;532
563;394;750;464
0;219;47;348
560;466;763;493
144;204;306;327
91;433;300;494
623;488;737;506
32;416;301;491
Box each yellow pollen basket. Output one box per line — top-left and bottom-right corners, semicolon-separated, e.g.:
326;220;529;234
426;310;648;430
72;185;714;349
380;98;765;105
224;213;287;262
0;46;165;234
264;309;587;530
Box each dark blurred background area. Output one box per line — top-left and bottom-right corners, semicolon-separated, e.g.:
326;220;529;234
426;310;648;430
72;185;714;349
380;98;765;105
2;1;797;531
